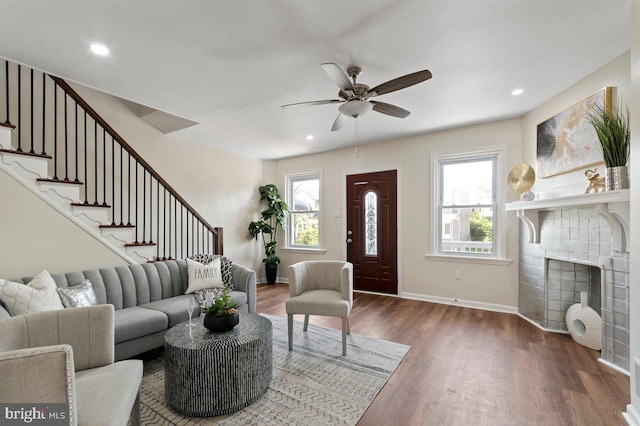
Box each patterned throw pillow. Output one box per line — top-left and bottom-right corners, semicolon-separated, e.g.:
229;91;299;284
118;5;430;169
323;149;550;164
185;257;223;294
0;270;65;316
194;287;224;311
56;279;98;308
188;254;234;289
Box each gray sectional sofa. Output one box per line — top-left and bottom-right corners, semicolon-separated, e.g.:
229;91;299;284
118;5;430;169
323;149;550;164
0;259;256;361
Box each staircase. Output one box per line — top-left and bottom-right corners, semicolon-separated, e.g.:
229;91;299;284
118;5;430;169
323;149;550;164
0;60;222;263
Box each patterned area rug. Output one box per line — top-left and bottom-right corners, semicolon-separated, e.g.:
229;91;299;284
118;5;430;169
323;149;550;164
137;314;410;425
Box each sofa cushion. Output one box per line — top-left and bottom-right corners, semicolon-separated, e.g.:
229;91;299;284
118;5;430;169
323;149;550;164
140;295;199;327
188;254;234;288
75;359;142;426
114;307;168;344
229;290;247;308
56;279;98;308
0;271;64;316
185;257;224;294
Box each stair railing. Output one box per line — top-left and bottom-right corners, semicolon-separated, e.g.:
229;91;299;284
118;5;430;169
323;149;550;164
1;59;222;260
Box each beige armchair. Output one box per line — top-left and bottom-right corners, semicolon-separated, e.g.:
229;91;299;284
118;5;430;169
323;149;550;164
286;260;353;356
0;305;143;426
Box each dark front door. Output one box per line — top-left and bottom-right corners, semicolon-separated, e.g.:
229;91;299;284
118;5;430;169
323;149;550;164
346;170;398;294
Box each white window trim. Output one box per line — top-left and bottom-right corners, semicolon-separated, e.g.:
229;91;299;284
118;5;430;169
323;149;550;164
427;145;510;264
285;169;323;250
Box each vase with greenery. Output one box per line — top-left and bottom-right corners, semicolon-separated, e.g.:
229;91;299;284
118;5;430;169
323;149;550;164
203;284;239;332
586;102;630;190
248;184;289;284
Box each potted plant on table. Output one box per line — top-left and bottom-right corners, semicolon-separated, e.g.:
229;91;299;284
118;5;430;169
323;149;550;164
203;284;239;332
248;184;289;285
586;102;630;190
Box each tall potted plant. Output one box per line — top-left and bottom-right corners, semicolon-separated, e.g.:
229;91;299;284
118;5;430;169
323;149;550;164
586;102;630;190
248;184;289;284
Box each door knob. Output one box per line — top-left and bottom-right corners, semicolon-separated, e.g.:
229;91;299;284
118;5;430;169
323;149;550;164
346;238;353;243
347;230;353;235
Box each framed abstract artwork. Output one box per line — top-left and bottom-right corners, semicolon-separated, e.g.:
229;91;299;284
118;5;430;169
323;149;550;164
536;87;612;178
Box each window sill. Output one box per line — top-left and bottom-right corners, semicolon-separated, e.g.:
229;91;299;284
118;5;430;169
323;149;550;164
424;254;512;266
281;247;327;255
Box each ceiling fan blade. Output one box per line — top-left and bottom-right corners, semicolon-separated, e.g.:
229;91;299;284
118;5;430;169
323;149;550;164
322;63;354;91
368;69;432;97
370;101;411;118
331;113;348;131
281;99;343;108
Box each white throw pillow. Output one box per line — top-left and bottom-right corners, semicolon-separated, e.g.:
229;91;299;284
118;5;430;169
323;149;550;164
185;257;223;294
0;270;65;316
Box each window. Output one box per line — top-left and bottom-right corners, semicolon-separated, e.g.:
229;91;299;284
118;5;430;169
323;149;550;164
431;146;506;259
286;172;321;248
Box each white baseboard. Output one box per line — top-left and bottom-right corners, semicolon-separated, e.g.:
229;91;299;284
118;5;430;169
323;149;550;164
256;277;289;285
401;292;518;314
598;358;630;376
624;404;640;426
515;313;569;334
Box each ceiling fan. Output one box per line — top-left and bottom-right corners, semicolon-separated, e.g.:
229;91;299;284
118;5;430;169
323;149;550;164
282;63;432;131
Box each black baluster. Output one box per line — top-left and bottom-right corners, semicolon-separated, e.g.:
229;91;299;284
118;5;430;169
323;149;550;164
41;73;45;155
29;69;34;154
111;136;115;224
102;128;107;206
163;187;167;260
63;93;68;181
186;210;189;258
192;215;195;255
93;120;98;205
134;162;139;243
4;61;10;125
74;103;79;183
83;111;87;202
127;152;132;226
17;64;21;152
142;168;146;243
174;196;177;259
149;173;153;244
181;206;184;259
157;180;160;260
53;83;57;179
120;145;124;225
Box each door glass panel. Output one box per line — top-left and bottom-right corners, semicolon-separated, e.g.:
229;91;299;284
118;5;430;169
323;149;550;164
365;191;377;255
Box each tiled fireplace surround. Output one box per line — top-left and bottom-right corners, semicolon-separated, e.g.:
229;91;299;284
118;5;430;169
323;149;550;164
513;192;630;372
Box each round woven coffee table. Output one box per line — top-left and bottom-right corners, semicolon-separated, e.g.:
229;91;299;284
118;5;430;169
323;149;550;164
164;313;272;417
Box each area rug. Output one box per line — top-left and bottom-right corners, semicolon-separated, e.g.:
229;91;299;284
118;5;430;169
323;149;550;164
137;314;410;425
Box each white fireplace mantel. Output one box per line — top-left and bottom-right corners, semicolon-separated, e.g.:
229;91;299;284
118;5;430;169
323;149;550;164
505;189;630;252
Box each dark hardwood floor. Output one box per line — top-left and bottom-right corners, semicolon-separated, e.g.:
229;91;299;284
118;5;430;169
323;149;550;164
256;283;629;426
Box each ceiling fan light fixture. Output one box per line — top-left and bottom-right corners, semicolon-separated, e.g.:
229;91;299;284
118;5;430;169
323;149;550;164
339;100;373;118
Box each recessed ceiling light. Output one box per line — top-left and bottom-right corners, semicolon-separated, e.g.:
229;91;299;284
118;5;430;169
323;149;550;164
90;43;109;56
511;88;524;96
306;135;314;141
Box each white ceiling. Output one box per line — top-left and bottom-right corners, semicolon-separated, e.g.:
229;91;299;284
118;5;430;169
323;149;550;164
0;0;631;160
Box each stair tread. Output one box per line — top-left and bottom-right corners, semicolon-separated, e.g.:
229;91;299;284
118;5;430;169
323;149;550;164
37;178;83;185
125;242;157;247
70;202;111;208
0;148;51;159
0;122;16;129
99;224;136;229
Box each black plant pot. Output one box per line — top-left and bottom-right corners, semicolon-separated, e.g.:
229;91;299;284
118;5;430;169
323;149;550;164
203;312;239;333
265;264;278;285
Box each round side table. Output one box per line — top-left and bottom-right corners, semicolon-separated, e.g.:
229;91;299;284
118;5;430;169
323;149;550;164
164;313;272;417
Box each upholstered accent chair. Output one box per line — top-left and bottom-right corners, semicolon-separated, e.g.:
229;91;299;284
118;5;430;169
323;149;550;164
286;260;353;356
0;305;143;426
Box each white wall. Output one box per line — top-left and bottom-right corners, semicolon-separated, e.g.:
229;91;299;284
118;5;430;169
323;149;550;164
627;0;640;421
67;83;265;273
271;119;522;309
521;53;631;199
0;170;127;277
0;80;265;278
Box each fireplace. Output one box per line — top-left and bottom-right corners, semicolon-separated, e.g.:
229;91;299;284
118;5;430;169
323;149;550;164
511;193;631;372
